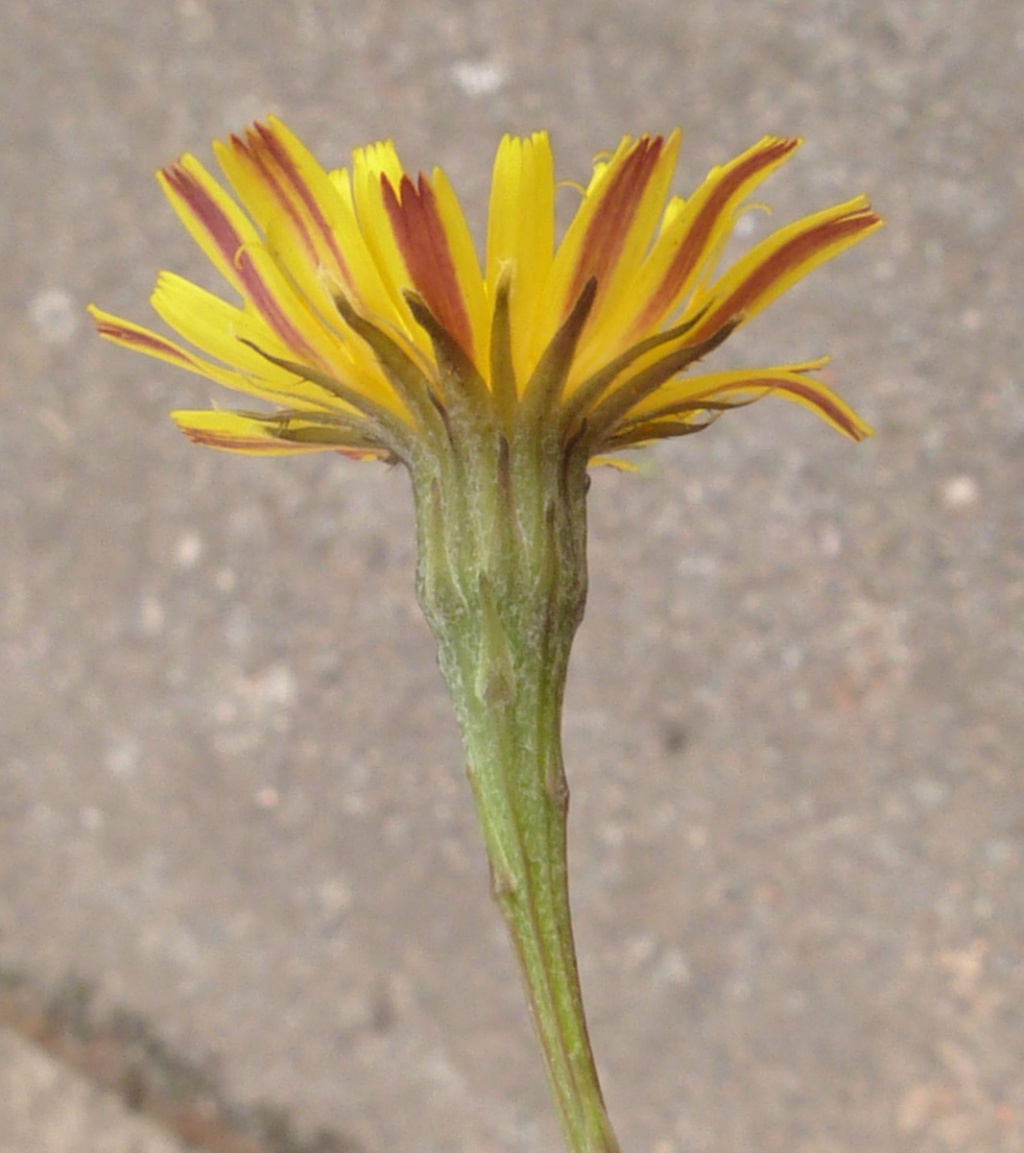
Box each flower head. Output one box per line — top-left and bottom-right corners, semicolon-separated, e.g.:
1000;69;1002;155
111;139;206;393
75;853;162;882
91;119;880;465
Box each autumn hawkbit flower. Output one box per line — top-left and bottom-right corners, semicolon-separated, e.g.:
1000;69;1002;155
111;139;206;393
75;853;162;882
92;119;881;1153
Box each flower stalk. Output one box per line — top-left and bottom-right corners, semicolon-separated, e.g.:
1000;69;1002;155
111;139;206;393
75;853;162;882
414;435;613;1150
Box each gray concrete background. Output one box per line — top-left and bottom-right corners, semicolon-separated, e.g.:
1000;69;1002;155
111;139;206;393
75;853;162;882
0;1028;188;1153
2;1;1021;1151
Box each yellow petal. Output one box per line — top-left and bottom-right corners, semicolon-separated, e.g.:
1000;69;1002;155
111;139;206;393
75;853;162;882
161;145;397;392
215;119;350;284
171;408;390;458
382;172;478;362
348;141;424;341
171;409;331;453
621;363;872;442
149;274;346;409
623;136;802;340
545;134;674;357
158;155;261;298
215;120;403;340
431;166;488;361
90;306;266;395
485;132;556;388
574;131;682;369
688;197;883;340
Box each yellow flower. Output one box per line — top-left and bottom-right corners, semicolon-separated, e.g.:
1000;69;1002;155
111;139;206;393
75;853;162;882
91;118;880;464
90;119;884;1153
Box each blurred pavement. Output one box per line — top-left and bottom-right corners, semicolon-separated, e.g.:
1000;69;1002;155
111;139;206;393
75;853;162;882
0;1027;187;1153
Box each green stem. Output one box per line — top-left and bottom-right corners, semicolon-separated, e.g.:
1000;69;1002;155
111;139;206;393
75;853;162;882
411;421;620;1153
464;663;617;1153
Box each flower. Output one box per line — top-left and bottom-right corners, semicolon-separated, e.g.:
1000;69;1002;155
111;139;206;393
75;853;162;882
90;119;880;466
90;120;883;1153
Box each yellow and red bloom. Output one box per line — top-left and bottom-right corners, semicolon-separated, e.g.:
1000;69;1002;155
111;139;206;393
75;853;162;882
90;121;882;1153
90;118;880;465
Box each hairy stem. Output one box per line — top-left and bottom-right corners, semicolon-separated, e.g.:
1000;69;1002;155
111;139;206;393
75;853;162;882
411;420;619;1153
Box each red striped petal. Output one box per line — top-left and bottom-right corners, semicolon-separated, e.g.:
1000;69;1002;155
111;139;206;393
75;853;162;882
565;136;665;309
382;173;475;358
629;138;800;334
695;203;882;337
